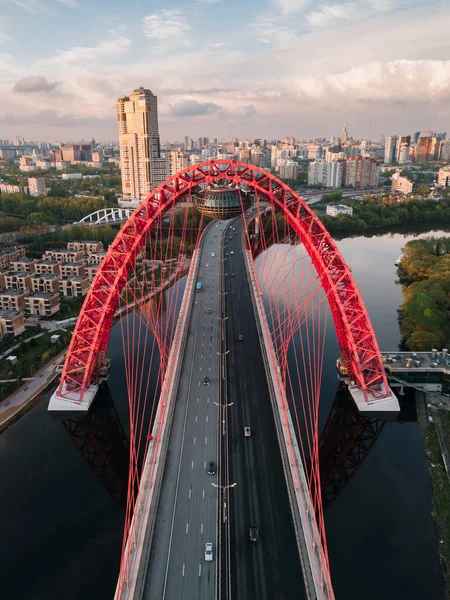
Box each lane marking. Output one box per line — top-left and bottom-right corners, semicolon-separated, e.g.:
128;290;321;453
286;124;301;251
200;366;202;372
204;461;206;468
206;415;209;423
193;437;196;444
186;523;189;534
201;523;203;534
195;415;198;422
205;436;208;444
199;564;202;577
182;564;185;577
203;489;205;498
189;489;191;499
191;461;194;469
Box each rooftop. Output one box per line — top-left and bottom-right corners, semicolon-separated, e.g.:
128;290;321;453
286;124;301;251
5;271;32;278
0;309;22;319
32;273;59;280
61;276;88;282
28;292;59;299
0;289;26;296
37;259;59;266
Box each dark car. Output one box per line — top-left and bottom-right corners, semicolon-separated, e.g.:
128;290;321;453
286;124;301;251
208;461;216;475
238;334;243;342
249;526;259;542
203;376;210;385
232;273;236;277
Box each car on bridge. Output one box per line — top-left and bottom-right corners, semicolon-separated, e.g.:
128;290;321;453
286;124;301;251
249;526;259;543
207;461;216;475
205;542;213;561
244;426;251;437
204;376;210;385
238;334;243;342
232;273;236;277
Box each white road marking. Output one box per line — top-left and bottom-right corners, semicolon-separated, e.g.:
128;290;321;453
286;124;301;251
197;398;199;403
205;437;208;444
195;415;198;422
201;523;203;534
203;489;205;498
209;367;211;371
191;461;194;469
189;489;192;499
182;564;185;576
193;437;196;444
199;564;202;577
186;523;189;534
206;415;209;423
200;366;202;371
204;461;206;468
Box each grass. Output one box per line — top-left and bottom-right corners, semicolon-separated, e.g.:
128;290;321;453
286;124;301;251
425;417;450;597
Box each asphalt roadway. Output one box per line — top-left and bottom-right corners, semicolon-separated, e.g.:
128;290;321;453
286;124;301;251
224;217;307;600
143;221;227;599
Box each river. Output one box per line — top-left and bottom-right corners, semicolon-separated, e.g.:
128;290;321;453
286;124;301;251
0;226;448;599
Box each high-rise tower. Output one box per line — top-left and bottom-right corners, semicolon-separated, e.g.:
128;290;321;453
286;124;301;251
117;87;168;208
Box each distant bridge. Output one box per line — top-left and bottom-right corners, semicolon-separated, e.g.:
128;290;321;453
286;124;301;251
76;207;133;226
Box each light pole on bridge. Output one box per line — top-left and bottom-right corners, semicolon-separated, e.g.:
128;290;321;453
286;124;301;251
211;482;237;523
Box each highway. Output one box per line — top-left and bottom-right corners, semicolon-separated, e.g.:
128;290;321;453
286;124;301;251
143;222;226;599
224;216;307;600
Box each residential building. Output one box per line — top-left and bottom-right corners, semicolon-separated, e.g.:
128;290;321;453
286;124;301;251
10;258;36;273
307;145;323;160
0;148;15;160
167;148;189;177
437;167;450;188
344;157;380;188
0;271;5;290
340;125;348;144
86;266;98;282
384;136;397;163
28;177;46;197
4;272;33;291
85;252;106;265
31;274;60;294
59;276;89;298
67;241;104;254
26;292;60;316
0;310;25;337
0;183;28;194
416;135;441;162
396;136;411;163
308;160;343;188
60;262;86;277
326;204;353;217
118;87;167;208
391;171;414;194
439;140;450;162
42;249;84;263
279;160;299;180
0;247;26;270
35;260;61;275
0;289;27;312
60;143;92;162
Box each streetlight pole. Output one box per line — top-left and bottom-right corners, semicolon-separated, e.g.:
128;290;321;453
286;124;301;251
212;483;237;523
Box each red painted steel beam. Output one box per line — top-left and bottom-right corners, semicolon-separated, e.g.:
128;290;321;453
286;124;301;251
59;160;389;403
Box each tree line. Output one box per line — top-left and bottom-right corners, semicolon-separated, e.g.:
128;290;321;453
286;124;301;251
397;237;450;350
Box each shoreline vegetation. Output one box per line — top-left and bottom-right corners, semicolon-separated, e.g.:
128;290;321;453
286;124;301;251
397;237;450;597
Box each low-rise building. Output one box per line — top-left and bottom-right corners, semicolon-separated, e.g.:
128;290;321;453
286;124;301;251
43;249;84;263
67;240;104;254
437;167;450;188
86;251;106;265
4;271;33;292
28;177;46;197
35;260;61;275
0;247;26;271
0;310;25;338
86;266;98;282
26;292;60;316
10;258;36;273
0;289;27;312
59;276;89;298
391;171;414;195
326;204;353;218
32;273;60;294
60;261;86;277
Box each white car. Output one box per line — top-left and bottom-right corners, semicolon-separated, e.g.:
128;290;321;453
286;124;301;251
205;542;213;561
244;427;251;437
230;251;234;254
211;253;215;257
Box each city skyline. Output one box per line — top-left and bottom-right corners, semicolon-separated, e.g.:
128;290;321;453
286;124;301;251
1;0;450;140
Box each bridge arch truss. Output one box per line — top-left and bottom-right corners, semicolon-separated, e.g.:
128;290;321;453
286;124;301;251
59;160;390;404
76;207;133;226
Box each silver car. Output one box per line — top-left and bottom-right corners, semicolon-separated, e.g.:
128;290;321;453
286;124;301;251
205;542;213;561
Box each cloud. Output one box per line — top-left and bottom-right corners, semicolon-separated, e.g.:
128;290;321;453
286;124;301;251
220;104;257;119
169;98;221;117
196;0;219;3
142;9;191;46
12;0;43;12
272;0;308;15
49;36;131;65
13;76;59;94
306;0;402;29
56;0;78;6
251;13;297;45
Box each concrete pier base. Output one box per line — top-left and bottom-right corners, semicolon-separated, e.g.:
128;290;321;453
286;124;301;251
349;383;400;421
48;382;99;414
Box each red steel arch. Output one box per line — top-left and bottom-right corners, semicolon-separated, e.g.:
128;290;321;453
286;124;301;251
59;160;389;403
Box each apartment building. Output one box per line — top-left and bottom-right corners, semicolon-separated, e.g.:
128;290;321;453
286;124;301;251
86;266;98;282
0;310;25;338
35;260;61;276
60;262;86;277
43;249;84;263
59;276;89;298
344;157;380;188
67;241;104;254
391;171;414;194
0;289;27;312
0;247;26;271
85;252;106;266
32;274;60;294
437;167;450;188
10;259;36;273
26;292;60;317
4;272;33;292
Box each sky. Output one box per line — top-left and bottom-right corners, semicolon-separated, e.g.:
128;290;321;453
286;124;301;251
0;0;450;142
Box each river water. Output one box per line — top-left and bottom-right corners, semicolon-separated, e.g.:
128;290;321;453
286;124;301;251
0;227;448;599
